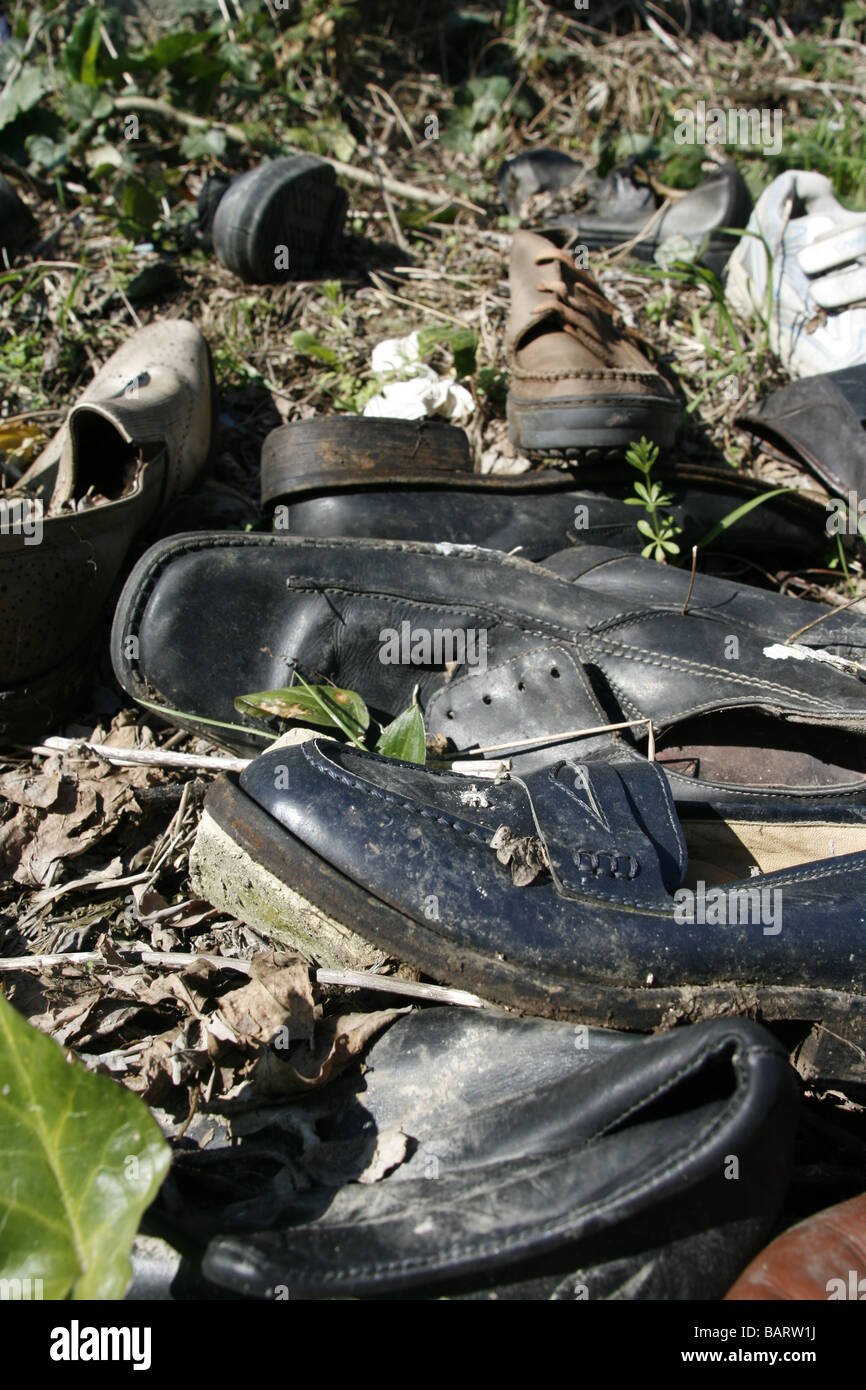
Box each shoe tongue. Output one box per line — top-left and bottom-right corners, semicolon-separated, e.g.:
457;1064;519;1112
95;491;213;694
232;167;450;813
515;758;687;900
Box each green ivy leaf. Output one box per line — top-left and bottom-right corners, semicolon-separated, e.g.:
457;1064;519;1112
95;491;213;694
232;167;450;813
375;703;426;764
65;82;114;127
126;31;215;72
115;175;160;235
417;325;478;377
80;10;103;87
25;133;71;174
615;131;655;161
234;684;370;742
0;992;170;1300
65;8;101;81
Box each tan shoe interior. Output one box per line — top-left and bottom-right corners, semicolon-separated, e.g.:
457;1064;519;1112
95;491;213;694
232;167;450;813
681;817;866;888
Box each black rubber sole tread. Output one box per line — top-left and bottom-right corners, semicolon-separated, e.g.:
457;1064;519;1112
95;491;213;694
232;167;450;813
213;157;343;283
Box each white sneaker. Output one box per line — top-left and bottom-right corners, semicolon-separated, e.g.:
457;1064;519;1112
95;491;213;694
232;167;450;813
725;170;866;377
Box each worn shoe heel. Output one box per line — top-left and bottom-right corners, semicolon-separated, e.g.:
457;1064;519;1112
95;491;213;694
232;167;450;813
261;415;474;512
189;774;392;971
507;391;680;460
212;156;345;282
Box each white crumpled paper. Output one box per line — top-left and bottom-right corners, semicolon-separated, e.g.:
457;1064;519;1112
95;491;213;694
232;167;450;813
363;331;475;423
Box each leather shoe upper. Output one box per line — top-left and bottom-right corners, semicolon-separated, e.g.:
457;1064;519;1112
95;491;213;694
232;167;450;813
112;533;866;802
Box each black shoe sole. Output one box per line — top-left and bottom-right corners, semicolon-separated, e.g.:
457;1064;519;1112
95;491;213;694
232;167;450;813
507;391;680;459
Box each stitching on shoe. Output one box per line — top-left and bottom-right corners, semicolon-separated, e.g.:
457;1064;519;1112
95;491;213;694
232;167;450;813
662;765;866;802
508;367;668;383
253;1034;767;1285
301;742;673;908
299;741;493;846
116;534;563;683
285;581;583;645
547;765;686;876
584;635;840;710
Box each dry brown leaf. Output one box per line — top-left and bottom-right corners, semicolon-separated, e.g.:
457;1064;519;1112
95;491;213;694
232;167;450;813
0;769;76;812
3;716;164;886
254;1007;407;1098
217;951;316;1048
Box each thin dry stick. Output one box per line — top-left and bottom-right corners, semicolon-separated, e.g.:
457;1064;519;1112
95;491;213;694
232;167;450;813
367;270;461;324
638;1;695;68
29;735;249;773
111;95;476;209
605;199;671;265
0;949;247;974
0;950;489;1007
681;545;699;616
365;82;416;147
142;780;195;889
367;143;411;253
462;716;656;757
316;971;487;1008
30;868;152;912
785;590;866;644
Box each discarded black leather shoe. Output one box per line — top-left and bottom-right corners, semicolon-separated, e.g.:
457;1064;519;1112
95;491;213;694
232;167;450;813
192;741;866;1083
736;364;866;509
203;156;347;282
261;415;828;563
498;153;751;275
543;543;866;667
192;1008;798;1300
112;533;866;803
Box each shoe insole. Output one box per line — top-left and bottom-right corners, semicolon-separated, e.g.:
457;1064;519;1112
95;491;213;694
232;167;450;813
651;710;866;791
680;817;866;888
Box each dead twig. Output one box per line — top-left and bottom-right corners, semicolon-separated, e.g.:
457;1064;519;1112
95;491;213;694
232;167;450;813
681;545;699;616
0;950;489;1008
28;735;249;774
112;95;479;210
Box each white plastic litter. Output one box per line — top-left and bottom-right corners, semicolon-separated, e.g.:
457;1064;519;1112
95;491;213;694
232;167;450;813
363;330;475;422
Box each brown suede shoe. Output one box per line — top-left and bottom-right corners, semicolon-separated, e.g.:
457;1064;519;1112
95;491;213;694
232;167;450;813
506;229;679;459
725;1192;866;1300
